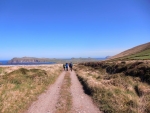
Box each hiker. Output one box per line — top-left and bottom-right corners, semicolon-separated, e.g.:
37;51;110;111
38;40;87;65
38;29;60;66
63;64;66;71
69;62;73;71
66;63;68;71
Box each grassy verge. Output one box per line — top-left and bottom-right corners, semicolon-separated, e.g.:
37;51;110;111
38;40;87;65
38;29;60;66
55;72;72;113
0;65;62;113
75;64;150;113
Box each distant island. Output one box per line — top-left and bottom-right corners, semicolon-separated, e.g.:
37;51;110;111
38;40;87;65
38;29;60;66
105;56;111;59
8;57;105;64
9;57;51;64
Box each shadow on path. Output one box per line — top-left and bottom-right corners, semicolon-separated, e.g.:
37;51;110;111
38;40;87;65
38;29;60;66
77;74;92;95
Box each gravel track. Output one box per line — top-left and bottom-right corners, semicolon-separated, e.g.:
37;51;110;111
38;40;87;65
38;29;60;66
25;71;66;113
70;71;101;113
25;70;101;113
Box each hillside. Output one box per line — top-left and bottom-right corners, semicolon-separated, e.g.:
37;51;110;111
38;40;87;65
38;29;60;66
110;42;150;60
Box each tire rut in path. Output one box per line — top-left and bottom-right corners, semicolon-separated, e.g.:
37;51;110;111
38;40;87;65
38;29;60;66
70;71;101;113
25;71;66;113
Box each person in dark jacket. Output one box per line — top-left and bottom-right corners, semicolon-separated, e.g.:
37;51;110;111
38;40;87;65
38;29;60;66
69;62;73;71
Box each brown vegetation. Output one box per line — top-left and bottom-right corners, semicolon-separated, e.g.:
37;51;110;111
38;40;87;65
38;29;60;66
0;65;62;113
75;61;150;113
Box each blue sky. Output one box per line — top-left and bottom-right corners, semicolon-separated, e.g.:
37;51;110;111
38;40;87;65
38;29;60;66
0;0;150;59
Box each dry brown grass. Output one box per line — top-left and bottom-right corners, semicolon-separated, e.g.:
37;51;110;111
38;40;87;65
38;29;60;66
0;64;62;113
75;64;150;113
55;72;72;113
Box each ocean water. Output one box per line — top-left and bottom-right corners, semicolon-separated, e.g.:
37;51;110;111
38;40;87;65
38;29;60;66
95;58;106;60
0;60;8;65
0;60;55;65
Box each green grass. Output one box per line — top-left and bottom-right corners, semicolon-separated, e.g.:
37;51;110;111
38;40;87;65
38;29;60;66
118;49;150;60
0;67;3;74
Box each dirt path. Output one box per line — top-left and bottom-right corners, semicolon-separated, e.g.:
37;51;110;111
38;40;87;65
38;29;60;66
25;71;66;113
70;71;101;113
25;71;101;113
